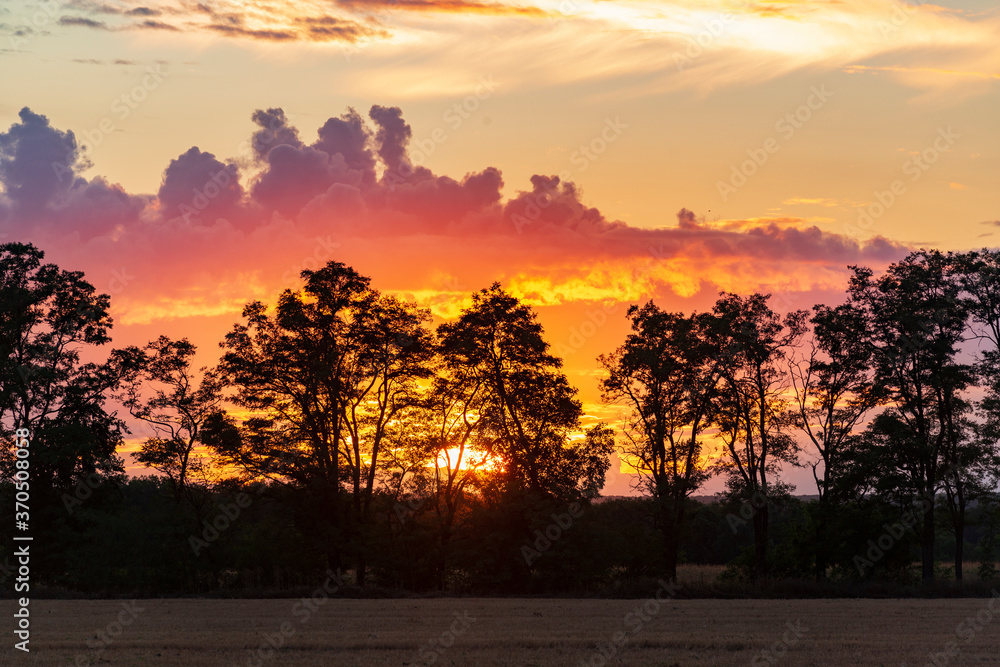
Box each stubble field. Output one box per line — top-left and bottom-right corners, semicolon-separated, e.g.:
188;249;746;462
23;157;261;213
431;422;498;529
3;595;999;666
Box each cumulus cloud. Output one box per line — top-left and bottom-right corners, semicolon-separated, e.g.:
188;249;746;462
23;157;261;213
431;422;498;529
0;107;147;240
156;147;252;227
2;104;907;327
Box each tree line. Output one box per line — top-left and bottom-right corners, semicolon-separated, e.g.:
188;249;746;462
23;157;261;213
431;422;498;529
2;242;999;595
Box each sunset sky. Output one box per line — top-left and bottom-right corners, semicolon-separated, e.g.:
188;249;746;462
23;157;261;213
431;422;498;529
2;0;998;494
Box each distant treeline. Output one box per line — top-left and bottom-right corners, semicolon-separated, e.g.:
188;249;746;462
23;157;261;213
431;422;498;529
2;242;999;596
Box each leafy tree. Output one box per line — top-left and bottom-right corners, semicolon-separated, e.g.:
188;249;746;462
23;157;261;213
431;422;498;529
338;293;433;584
0;242;139;488
401;363;490;589
713;292;807;581
208;261;371;571
945;250;1000;579
437;284;612;589
437;284;610;500
0;242;142;582
208;261;431;579
789;302;883;579
599;302;727;581
847;250;973;584
119;336;223;502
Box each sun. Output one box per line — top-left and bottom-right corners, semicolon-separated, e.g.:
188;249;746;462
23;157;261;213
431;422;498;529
434;446;503;472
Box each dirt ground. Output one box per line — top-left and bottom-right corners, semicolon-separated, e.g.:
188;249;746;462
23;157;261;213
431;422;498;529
2;596;999;666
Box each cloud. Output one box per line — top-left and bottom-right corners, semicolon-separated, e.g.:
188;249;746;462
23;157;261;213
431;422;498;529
127;7;162;16
132;19;180;31
40;0;1000;98
3;105;908;328
71;58;140;65
55;0;384;43
338;0;548;17
293;16;390;42
0;107;146;239
782;197;839;207
206;24;298;41
156;147;254;228
58;16;109;29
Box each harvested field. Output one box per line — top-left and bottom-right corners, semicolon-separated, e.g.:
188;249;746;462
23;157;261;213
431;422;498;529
4;596;999;666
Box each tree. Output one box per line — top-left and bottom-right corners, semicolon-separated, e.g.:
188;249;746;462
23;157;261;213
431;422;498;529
599;302;726;581
789;302;883;579
847;250;973;584
208;260;431;578
437;284;609;500
945;249;1000;579
403;363;490;589
209;261;371;571
437;284;612;589
713;292;807;581
0;242;139;489
0;242;142;583
338;293;433;585
119;336;224;502
954;249;1000;443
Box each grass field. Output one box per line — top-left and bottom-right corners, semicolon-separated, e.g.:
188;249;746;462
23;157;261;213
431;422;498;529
5;594;1000;666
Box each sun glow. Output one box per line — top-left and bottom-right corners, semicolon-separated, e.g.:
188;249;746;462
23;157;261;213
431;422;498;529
435;446;502;472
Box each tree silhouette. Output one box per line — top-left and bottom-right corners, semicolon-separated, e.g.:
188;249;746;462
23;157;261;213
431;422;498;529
713;292;806;581
599;302;727;582
119;336;224;502
847;250;973;584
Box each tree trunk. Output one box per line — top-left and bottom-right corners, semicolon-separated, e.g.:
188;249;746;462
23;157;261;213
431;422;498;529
438;526;452;591
662;526;679;583
356;556;367;587
814;499;828;582
954;500;965;582
661;498;685;583
753;503;768;582
921;496;935;585
327;546;342;573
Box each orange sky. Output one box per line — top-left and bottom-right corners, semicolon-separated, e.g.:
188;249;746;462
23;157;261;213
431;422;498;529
2;0;998;495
